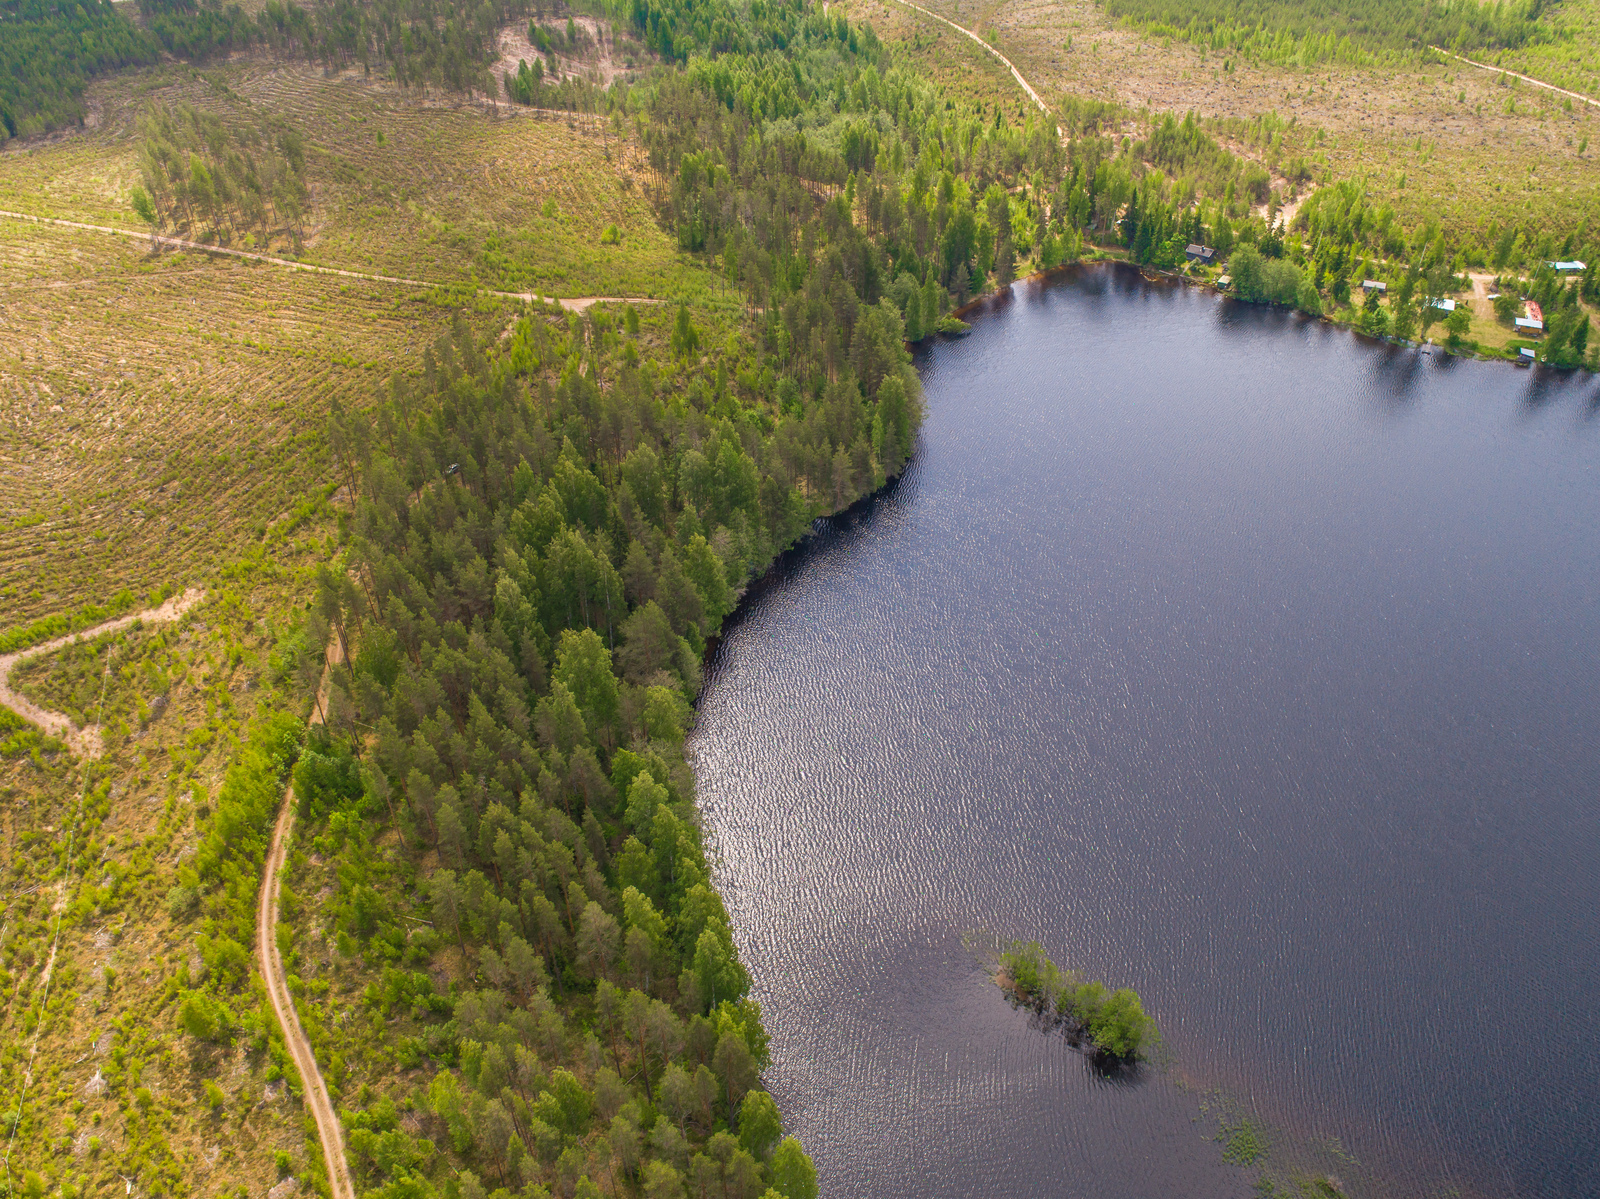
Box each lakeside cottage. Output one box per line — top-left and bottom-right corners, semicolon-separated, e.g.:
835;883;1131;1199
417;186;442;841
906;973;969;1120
1515;317;1545;335
1362;279;1387;292
1185;244;1217;264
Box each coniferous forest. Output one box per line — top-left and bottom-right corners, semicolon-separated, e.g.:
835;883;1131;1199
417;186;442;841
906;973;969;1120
0;0;533;138
263;193;922;1195
1102;0;1547;63
2;0;1600;1180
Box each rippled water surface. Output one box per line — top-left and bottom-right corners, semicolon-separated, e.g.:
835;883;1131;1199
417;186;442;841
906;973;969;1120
689;265;1600;1199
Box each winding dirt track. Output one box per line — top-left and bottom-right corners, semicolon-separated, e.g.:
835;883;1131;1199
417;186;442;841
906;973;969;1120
878;0;1051;116
0;208;659;312
0;588;206;758
256;641;356;1199
0;600;356;1192
1432;48;1600;112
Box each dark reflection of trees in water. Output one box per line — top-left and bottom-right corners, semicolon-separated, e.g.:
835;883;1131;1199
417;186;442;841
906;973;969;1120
706;467;913;666
1518;364;1591;417
1016;1003;1155;1089
1369;342;1428;405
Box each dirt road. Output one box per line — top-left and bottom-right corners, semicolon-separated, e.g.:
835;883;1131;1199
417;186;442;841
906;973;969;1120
256;641;356;1199
0;588;205;758
877;0;1051;116
1433;48;1600;112
0;208;659;313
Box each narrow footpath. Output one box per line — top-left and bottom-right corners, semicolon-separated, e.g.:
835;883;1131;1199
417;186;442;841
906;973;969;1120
0;598;356;1193
878;0;1051;117
1432;47;1600;112
0;208;658;312
0;588;206;758
256;640;356;1199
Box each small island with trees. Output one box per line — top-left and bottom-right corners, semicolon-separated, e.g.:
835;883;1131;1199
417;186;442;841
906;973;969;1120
995;941;1159;1063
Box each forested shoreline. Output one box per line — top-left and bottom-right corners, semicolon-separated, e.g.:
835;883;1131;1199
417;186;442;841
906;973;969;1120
169;7;965;1181
161;12;1597;1191
4;0;1597;1186
256;268;921;1194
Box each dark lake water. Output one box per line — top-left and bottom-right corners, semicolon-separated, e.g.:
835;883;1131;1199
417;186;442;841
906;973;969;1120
688;265;1600;1199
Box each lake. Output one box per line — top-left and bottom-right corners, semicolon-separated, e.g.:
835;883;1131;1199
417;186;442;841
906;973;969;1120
688;265;1600;1199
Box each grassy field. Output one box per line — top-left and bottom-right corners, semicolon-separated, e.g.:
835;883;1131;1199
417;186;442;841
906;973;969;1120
0;59;686;296
1495;0;1600;98
0;33;741;1195
843;0;1600;252
0;219;470;631
0;526;339;1199
0;47;728;636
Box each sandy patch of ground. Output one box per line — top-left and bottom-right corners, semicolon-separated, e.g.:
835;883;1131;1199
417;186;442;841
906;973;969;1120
489;15;638;100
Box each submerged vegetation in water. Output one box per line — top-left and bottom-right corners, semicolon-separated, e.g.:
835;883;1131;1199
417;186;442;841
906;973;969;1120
1221;1115;1270;1165
995;940;1158;1061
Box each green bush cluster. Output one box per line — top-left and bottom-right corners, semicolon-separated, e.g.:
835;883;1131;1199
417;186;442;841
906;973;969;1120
0;589;144;655
1000;941;1158;1061
169;710;303;1039
505;16;608;109
0;708;67;761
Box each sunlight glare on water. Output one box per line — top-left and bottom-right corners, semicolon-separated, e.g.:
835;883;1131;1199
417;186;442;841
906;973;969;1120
690;265;1600;1199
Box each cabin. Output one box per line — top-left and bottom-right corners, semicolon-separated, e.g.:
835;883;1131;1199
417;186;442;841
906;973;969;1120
1429;298;1456;312
1548;261;1586;272
1515;317;1544;335
1361;279;1387;292
1185;244;1217;265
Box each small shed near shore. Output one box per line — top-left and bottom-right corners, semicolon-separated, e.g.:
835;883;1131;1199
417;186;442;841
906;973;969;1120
1519;347;1537;362
1185;244;1217;264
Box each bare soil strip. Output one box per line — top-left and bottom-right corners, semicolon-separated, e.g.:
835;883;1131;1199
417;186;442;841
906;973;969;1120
0;209;660;311
1433;47;1600;111
256;642;356;1199
0;588;206;758
877;0;1051;114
